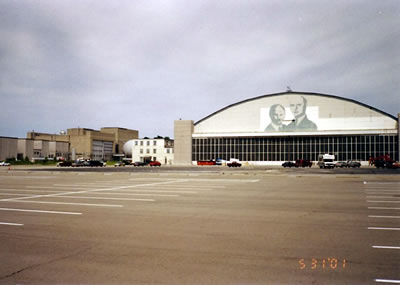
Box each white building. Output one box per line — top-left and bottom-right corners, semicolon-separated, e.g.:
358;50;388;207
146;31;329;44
124;138;174;165
174;91;399;165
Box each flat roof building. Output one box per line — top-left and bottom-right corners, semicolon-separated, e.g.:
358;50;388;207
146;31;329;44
0;136;18;161
26;127;139;161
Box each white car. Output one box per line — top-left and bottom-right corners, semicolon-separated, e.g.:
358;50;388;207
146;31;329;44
0;161;10;166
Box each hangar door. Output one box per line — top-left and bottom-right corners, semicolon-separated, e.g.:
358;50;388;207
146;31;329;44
92;140;113;161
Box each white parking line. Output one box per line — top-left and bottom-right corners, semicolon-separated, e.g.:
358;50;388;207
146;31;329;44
366;190;400;193
375;279;400;283
135;186;213;191
368;201;400;203
8;200;124;207
101;189;196;194
368;227;400;231
372;246;400;250
54;196;155;202
368;207;400;210
0;189;65;193
27;186;99;190
0;193;37;196
367;194;400;199
365;182;400;185
170;185;223;188
83;192;180;197
0;179;188;203
0;222;23;226
129;178;259;183
369;215;400;219
0;207;82;215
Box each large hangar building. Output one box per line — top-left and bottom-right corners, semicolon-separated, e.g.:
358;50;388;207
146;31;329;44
174;91;399;165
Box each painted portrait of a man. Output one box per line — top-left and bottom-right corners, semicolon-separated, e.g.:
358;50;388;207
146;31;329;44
287;96;317;131
264;104;288;132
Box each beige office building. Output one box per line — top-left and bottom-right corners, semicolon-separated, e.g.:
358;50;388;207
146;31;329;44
27;127;138;161
0;137;18;161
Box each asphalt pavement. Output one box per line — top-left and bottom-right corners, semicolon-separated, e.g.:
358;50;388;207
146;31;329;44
0;168;398;284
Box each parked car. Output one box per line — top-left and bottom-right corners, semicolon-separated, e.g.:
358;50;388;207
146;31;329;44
149;161;161;167
57;161;73;167
0;161;10;166
335;161;348;168
295;159;312;167
133;161;147;166
114;161;126;167
227;161;242;167
88;160;105;167
72;160;85;167
347;161;361;168
282;161;296;168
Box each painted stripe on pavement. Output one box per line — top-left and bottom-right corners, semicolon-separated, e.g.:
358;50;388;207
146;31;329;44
368;227;400;231
372;246;400;250
0;207;82;215
54;196;155;202
7;200;123;207
375;279;400;284
369;215;400;219
0;222;23;226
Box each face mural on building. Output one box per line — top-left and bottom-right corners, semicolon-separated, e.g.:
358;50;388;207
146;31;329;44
262;95;318;132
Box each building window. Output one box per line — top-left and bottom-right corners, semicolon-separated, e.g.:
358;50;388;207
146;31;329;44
153;149;157;154
135;141;138;146
153;141;157;146
140;141;143;146
167;149;170;154
146;149;150;154
147;141;150;146
140;149;143;154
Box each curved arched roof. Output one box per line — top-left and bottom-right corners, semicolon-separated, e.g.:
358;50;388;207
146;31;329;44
195;91;396;125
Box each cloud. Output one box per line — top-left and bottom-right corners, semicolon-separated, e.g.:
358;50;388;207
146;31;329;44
0;0;399;138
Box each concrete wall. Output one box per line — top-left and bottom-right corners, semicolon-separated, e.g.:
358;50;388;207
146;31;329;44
27;132;69;142
49;141;70;159
100;127;139;154
17;139;34;161
174;120;193;165
0;137;18;161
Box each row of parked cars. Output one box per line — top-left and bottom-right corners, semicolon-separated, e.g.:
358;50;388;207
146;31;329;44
335;161;361;168
57;160;106;167
282;160;313;168
57;160;162;167
114;161;161;167
282;160;361;168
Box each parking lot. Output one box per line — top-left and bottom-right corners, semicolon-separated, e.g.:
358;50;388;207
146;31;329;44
0;167;399;284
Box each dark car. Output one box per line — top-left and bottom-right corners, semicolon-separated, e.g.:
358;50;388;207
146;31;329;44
72;160;85;167
282;161;296;168
227;161;242;167
335;161;348;168
57;161;73;167
149;161;161;167
133;161;147;166
295;159;312;167
87;160;104;167
347;161;361;168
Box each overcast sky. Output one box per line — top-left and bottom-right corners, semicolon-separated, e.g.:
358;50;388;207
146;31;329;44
0;0;399;138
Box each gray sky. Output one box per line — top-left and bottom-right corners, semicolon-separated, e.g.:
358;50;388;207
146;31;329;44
1;0;399;138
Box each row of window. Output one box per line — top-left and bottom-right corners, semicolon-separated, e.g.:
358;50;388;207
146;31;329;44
135;140;158;146
192;135;399;161
138;148;173;154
